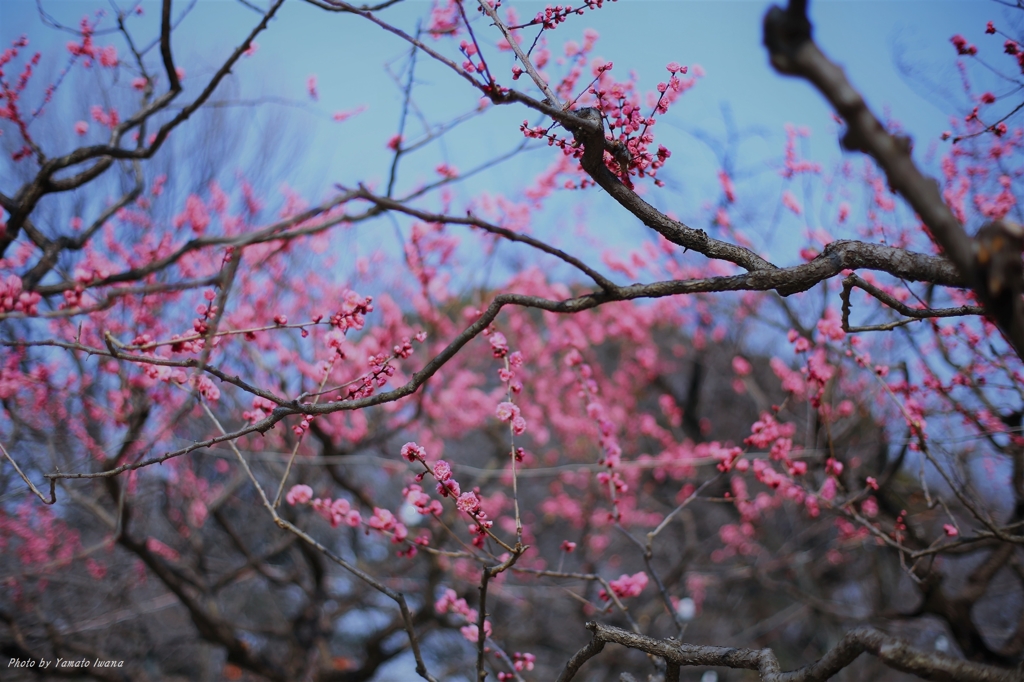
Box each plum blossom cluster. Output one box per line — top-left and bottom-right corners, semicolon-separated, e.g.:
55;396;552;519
0;14;124;158
90;104;119;130
589;61;695;186
286;486;360;527
161;465;219;533
192;375;221;403
562;347;635;521
737;411;847;518
706;442;744;473
743;413;801;475
0;501;81;571
403;483;444;518
548;28;601;103
566;350;622;469
367;507;408;543
590;406;628;508
973;174;1017;219
521;59;695;189
183;291;219;342
327;290;374;332
941;22;1024;138
243;396;277;424
496;652;536;680
0;35;40;160
489;330;509;358
513;0;617;30
173;195;210;235
139;357;187;387
495;401;526;435
501;349;524;392
518;118;598;190
65;17;117;67
710;412;833;525
598;570;648;601
426;0;461;38
435;587;492;643
402;442;494;547
332;332;425;402
349;353;399;399
491;331;527;435
999;35;1024;73
780;124;822;179
291;413;316;437
951;33;978;57
285;485;412;548
458;39;486;76
404;221;461;293
0;274;41;315
776;324;849;411
711;519;758;562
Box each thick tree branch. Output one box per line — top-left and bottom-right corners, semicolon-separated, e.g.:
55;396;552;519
763;0;1024;359
566;107;777;275
559;622;1020;682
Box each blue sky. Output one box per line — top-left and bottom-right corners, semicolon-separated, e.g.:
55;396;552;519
0;1;1003;273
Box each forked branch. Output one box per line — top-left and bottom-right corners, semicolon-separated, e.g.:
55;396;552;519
558;622;1020;682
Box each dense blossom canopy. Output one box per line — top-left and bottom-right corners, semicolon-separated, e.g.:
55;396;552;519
1;1;1024;681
